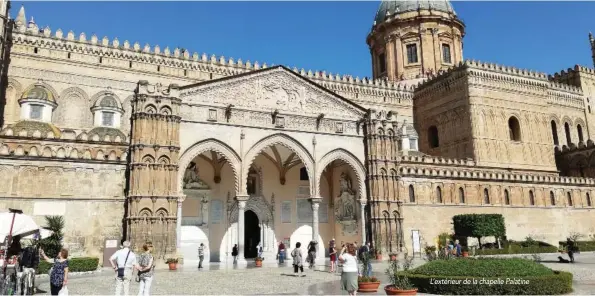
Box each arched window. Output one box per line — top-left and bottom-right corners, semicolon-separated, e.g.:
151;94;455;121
567;192;573;206
408;185;415;203
458;187;465;204
550;191;556;206
529;190;535;206
436;186;443;203
587;193;592;207
299;167;309;181
428;126;439;148
551;120;559;145
577;124;584;143
504;189;510;205
565;122;572;145
483;188;490;204
508;117;521;141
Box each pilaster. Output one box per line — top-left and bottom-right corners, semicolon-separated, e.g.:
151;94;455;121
310;196;322;252
236;194;249;266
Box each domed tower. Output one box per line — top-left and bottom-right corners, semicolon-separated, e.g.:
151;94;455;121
367;0;465;81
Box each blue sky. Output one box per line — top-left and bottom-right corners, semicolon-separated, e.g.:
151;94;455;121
10;1;595;78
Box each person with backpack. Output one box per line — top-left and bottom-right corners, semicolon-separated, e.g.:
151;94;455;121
358;242;372;277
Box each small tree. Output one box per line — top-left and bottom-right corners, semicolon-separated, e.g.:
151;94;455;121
39;216;65;258
453;214;505;248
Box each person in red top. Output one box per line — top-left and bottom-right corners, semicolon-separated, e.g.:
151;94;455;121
329;239;337;273
278;242;286;264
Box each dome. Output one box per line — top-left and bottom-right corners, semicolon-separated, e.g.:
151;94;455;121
82;127;127;142
92;95;122;110
20;85;56;103
3;120;61;138
374;0;456;25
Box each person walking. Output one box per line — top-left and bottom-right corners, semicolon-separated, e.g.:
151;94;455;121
291;242;305;277
198;243;206;269
109;241;138;296
277;241;286;264
40;248;69;296
359;242;372;277
232;244;238;264
306;241;317;269
339;243;358;296
136;243;154;296
329;239;337;273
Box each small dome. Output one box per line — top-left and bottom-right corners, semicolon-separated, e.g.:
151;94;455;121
3;120;61;138
99;96;119;108
374;0;456;25
20;85;56;103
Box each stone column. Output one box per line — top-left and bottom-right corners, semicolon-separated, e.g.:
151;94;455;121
359;200;367;244
176;195;186;251
236;195;249;265
310;197;322;251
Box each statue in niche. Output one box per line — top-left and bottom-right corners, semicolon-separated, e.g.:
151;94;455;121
183;162;208;189
200;195;209;225
335;172;357;222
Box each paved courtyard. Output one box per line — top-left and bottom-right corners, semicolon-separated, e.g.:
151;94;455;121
33;253;595;295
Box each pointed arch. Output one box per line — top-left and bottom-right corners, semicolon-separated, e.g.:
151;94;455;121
178;138;241;194
242;133;314;196
316;148;366;198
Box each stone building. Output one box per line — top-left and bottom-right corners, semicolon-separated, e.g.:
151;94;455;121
1;0;595;263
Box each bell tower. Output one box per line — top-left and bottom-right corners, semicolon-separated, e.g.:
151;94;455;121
367;0;465;81
590;32;595;68
127;81;182;257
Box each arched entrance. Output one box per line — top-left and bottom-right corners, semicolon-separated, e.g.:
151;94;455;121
244;210;260;258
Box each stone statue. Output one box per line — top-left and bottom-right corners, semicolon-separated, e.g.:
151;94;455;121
183;162;206;189
335;172;357;222
200;195;209;225
339;172;354;195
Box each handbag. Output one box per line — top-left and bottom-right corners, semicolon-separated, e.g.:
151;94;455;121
117;250;131;278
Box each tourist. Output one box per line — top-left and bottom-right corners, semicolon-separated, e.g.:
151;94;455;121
257;244;263;258
307;241;317;269
329;239;337;273
232;244;238;264
359;242;372;277
136;243;154;296
291;242;305;277
109;241;137;296
198;243;206;269
278;241;286;264
566;238;575;263
454;240;462;257
40;248;69;296
339;243;358;296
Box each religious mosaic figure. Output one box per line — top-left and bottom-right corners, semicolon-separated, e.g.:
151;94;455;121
200;195;209;225
335;172;357;222
183;162;207;189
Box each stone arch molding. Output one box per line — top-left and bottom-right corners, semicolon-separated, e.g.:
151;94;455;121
242;133;314;196
316;148;366;199
178;139;241;194
228;195;274;224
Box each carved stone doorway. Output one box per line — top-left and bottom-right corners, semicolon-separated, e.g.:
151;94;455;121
244;210;261;258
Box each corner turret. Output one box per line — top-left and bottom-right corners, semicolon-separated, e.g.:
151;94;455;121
590;32;594;68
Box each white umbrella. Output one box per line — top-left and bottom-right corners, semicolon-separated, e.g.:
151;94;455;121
0;212;40;240
23;228;53;240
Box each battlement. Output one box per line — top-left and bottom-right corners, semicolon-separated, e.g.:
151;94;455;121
11;15;415;98
398;154;595;186
550;65;595;80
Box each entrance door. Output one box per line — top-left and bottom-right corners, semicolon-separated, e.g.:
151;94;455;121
244;210;261;258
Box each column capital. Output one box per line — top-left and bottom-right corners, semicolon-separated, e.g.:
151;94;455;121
235;194;250;202
359;199;368;206
177;194;186;203
309;196;323;203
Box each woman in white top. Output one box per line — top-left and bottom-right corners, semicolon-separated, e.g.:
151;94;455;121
338;243;358;296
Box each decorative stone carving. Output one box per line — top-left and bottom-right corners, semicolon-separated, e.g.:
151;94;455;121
183;161;209;189
200;195;209;225
335;172;357;222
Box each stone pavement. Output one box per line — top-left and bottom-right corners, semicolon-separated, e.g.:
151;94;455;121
33;253;595;295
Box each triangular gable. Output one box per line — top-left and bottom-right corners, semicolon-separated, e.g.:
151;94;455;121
179;66;366;119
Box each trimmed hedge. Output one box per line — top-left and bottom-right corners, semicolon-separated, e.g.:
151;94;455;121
38;257;99;274
475;245;558;255
406;258;573;295
559;241;595;252
405;271;573;295
453;214;506;239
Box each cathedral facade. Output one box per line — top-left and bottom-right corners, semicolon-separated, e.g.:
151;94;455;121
1;0;595;262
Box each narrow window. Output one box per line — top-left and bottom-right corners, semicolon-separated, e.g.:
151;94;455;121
428;126;439;148
209;73;213;80
529;190;535;206
589;106;592;113
565;122;571;145
504;189;510;205
567;192;573;206
551;120;559;145
67;52;71;59
408;185;415;203
378;53;386;74
102;111;114;127
157;65;161;72
587;193;592;207
550;191;556;206
29;104;43;120
99;57;103;64
33;47;38;54
184;69;188;77
508;117;521;141
442;44;452;64
484;188;490;204
577;124;584;143
299;167;309;181
129;61;133;68
406;44;418;64
458;187;465;203
436;186;442;203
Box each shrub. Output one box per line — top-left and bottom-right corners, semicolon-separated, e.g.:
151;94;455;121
406;258;572;295
38;216;64;259
453;214;506;247
476;245;558;255
38;257;99;274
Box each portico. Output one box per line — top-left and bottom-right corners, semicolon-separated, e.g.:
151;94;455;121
173;66;369;265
